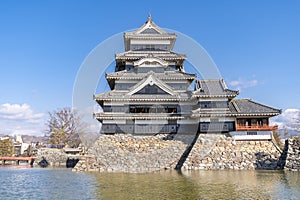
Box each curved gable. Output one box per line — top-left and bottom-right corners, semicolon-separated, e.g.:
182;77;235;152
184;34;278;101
127;74;176;96
133;57;169;67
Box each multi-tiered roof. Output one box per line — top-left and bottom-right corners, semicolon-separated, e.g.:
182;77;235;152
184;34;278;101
94;16;195;104
94;16;195;125
94;17;281;136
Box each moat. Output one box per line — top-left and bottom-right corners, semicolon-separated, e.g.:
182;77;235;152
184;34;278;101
0;167;299;200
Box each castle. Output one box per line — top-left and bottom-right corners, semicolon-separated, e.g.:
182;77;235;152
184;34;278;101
94;17;281;140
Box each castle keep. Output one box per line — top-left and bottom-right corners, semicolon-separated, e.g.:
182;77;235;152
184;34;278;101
94;17;281;140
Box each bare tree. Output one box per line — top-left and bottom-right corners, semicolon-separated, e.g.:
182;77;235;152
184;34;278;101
0;138;14;156
272;130;283;149
46;108;81;148
283;126;290;139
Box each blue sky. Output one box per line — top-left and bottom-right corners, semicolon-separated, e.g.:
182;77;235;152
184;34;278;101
0;0;299;135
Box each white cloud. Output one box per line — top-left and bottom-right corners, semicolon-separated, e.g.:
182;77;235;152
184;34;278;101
229;79;258;90
0;103;46;136
0;103;44;122
270;108;300;131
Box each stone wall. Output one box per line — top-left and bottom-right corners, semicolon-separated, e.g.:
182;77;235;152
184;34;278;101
73;134;286;173
73;134;188;173
72;155;100;172
183;135;283;170
33;134;300;172
284;136;300;171
34;148;80;168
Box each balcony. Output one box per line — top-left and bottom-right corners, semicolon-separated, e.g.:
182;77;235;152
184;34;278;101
236;125;278;131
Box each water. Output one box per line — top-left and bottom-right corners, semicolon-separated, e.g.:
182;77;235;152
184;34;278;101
0;167;97;200
0;167;299;200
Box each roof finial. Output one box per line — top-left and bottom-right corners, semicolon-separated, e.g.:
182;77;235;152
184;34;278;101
148;13;152;22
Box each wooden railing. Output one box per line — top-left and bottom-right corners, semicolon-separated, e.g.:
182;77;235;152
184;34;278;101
0;156;35;161
236;125;278;131
0;156;35;166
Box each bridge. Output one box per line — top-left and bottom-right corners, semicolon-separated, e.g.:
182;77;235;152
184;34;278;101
0;156;35;166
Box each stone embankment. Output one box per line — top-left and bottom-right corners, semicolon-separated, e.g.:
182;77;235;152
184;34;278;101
34;148;80;168
284;136;300;171
183;135;283;170
73;134;286;173
73;134;188;173
40;134;300;173
72;155;99;172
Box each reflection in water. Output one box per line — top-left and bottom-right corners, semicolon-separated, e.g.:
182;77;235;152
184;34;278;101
93;170;199;200
0;167;98;200
0;167;299;200
91;170;300;200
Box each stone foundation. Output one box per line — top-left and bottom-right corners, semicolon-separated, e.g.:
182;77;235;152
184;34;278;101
183;135;283;170
34;148;80;168
74;134;188;173
73;134;288;172
284;136;300;171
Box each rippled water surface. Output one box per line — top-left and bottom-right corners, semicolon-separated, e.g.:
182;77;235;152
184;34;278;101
0;167;299;200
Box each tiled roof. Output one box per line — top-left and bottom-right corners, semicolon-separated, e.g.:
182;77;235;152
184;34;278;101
106;70;196;80
94;113;184;120
94;90;192;102
125;16;169;35
191;108;231;118
229;99;281;116
124;16;176;38
123;17;177;51
193;79;239;97
115;51;186;60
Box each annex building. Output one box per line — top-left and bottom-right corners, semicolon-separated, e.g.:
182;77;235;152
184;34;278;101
94;17;281;140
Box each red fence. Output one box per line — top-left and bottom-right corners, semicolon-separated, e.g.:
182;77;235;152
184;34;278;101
236;125;278;131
